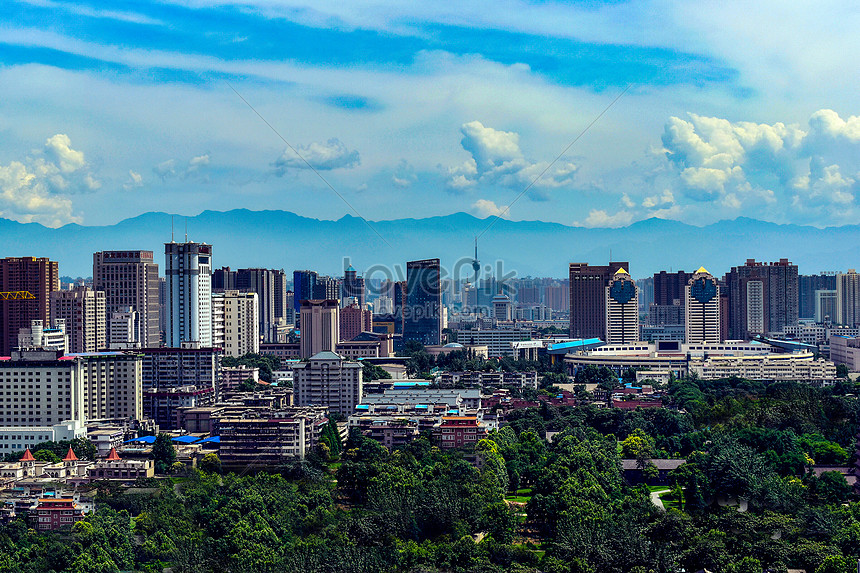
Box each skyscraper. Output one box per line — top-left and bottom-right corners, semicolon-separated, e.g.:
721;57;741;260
725;258;798;339
50;287;106;353
236;268;277;342
299;299;339;358
836;270;860;326
405;259;442;346
293;270;318;315
0;257;59;356
799;273;837;319
93;250;160;348
211;290;259;357
685;267;721;343
212;267;237;292
342;264;366;308
569;261;628;340
164;241;213;347
605;268;639;344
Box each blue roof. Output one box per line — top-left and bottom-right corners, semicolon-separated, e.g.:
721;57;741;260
356;404;370;409
123;435;156;444
548;338;604;353
198;436;220;444
171;435;200;444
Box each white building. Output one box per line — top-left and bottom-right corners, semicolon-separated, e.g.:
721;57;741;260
605;268;639;344
836;269;860;327
292;351;362;415
109;307;141;349
691;351;836;382
165;241;213;347
212;290;259;357
685;267;721;344
457;328;533;357
18;320;68;353
829;335;860;371
299;300;339;359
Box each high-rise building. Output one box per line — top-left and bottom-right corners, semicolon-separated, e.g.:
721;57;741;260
605;268;639;344
569;261;628;340
292;351;362;415
726;259;798;339
109;307;140;349
164;241;213;347
836;270;860;327
342;264;366;308
236;268;278;342
340;301;372;342
212;267;237;292
799;273;837;319
211;290;259;357
0;257;59;356
273;270;288;324
492;293;513;321
293;270;318;316
815;290;837;323
685;267;721;343
299;299;339;359
17;319;68;353
50;286;106;353
313;276;340;301
653;270;692;306
405;259;442;346
93;251;160;348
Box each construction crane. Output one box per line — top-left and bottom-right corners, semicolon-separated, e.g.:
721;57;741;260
0;291;35;300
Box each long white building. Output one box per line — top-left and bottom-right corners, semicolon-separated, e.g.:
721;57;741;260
165;241;213;347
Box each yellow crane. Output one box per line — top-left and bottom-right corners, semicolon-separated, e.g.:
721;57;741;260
0;291;36;300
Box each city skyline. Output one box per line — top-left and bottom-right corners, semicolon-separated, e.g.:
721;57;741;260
2;2;859;233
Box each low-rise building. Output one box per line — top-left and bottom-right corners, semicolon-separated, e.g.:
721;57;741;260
829;336;860;371
690;351;836;382
215;407;328;466
432;415;488;449
292;352;362;415
34;497;85;531
437;371;539;389
143;385;214;430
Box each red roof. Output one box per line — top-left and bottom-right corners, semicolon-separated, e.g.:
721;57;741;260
106;447;121;461
20;448;35;462
63;447;78;462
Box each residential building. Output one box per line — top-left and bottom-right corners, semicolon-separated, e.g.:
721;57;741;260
236;268;279;342
33;498;85;531
139;347;219;391
292;351;362;415
569;261;628;340
836;270;860;327
164;241;213;347
73;351;143;421
108;308;140;349
690;351;836;382
685;267;721;344
0;257;59;356
211;290;259;357
404;259;442;346
215;407;328;466
605;268;639;344
143;385;214;430
50;287;106;353
799;273;837;319
339;301;371;342
212;267;237;292
725;259;798;338
432;415;488;449
299;299;339;359
653;270;691;307
93;251;160;348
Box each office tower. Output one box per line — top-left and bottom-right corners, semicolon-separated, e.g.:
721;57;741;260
236;268;277;342
164;241;213;347
93;251;160;349
568;261;628;340
685;267;721;343
342;265;366;308
492;293;513;321
605;268;639;344
158;277;166;343
726;259;798;339
340;301;372;341
637;276;654;315
140;347;219;391
0;257;59;356
109;307;140;349
50;286;106;353
815;290;837;323
405;259;442;346
836;270;860;326
313;276;340;300
284;291;295;325
799;273;837;319
299;299;339;358
273;270;288;324
292;351;362;415
211;290;259;357
293;270;318;315
212;267;237;292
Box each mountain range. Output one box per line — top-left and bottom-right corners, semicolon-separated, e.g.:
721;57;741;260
1;210;856;280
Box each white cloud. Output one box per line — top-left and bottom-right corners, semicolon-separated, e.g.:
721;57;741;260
153;159;177;181
153;154;211;182
0;134;97;226
273;138;360;174
447;121;577;197
620;193;635;208
123;170;144;190
472;199;508;218
392;159;417;188
642;189;674;209
573;209;634;228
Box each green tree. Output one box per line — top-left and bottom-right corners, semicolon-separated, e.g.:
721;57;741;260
835;363;849;378
815;555;857;573
33;449;61;463
152;434;176;474
200;453;222;474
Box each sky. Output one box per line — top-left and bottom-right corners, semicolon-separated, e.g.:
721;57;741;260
1;0;860;230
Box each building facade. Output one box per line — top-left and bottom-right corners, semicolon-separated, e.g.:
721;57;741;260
605;268;639;344
405;259;442;346
93;251;160;348
50;287;106;353
299;299;339;359
211;290;259;357
685;267;721;344
569;261;628;340
726;259;798;339
292;351;362;415
164;241;213;347
0;257;59;356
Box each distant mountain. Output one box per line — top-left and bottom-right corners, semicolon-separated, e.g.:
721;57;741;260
0;210;856;279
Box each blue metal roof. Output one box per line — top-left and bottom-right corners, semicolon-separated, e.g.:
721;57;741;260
198;436;220;444
171;435;200;444
547;338;604;354
123;435;156;444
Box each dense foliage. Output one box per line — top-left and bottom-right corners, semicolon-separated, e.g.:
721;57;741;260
1;377;859;572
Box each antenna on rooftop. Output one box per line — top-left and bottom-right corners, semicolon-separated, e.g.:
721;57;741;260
185;218;188;242
171;216;174;242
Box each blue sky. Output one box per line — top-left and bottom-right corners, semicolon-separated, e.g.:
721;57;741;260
1;0;859;230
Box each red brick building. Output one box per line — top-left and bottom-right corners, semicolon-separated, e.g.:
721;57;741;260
34;498;85;531
432;416;488;449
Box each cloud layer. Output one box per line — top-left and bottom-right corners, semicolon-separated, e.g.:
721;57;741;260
273;138;360;175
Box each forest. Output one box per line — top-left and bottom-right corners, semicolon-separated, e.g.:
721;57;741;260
0;375;859;573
